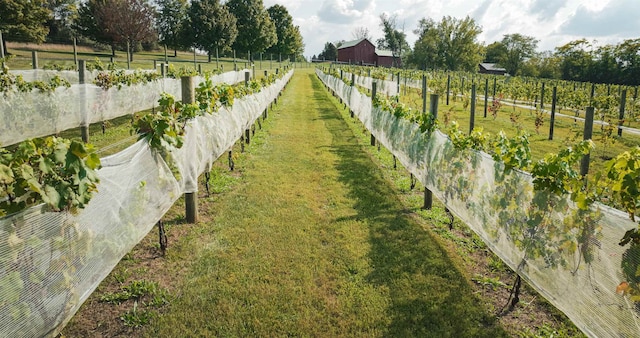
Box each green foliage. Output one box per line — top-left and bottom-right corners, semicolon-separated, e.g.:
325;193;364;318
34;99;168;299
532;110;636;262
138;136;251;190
531;140;593;196
0;72;71;93
491;131;532;172
226;0;277;54
472;274;507;290
498;34;539;76
377;14;408;67
0;0;51;44
156;0;188;52
93;69;161;90
266;4;304;58
100;280;162;304
120;301;154;327
185;0;238;55
318;42;337;61
0;137;101;217
409;15;483;72
601;147;640;224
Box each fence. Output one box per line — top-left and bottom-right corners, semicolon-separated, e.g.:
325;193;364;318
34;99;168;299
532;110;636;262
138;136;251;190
0;70;293;338
0;69;253;146
317;68;640;338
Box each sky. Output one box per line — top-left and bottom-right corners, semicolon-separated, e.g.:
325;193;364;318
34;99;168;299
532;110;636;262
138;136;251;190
263;0;640;59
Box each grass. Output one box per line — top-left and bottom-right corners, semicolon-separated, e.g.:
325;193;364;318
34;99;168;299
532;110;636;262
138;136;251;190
60;68;584;337
136;69;506;337
4;41;310;74
325;72;585;337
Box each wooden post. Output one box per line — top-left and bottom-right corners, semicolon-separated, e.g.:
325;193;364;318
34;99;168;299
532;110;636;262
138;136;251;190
422;75;427;114
618;89;627;137
73;37;78;66
580;107;595;179
549;86;557;140
126;41;131;69
371;82;377;146
215;47;219;69
492;77;497;99
590;84;595;105
182;76;198;223
446;74;451;105
540;82;545;110
484;78;489;118
397;72;400;96
0;30;4;60
78;60;90;143
164;45;168;63
233;50;236;65
244;71;250;86
193;48;197;69
424;93;439;210
160;63;166;77
351;73;356;118
470;84;476;134
31;51;38;69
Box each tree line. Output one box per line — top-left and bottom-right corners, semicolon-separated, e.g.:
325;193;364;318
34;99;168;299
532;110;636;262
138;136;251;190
318;14;640;86
0;0;304;62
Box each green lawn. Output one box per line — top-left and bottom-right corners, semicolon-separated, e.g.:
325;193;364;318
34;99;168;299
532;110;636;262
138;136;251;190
60;69;582;337
134;69;506;337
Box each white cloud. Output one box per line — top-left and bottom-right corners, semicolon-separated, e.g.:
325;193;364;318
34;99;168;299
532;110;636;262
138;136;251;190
267;0;640;59
559;0;640;37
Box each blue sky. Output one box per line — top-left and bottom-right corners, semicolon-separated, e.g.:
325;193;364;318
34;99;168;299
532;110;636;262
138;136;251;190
263;0;640;59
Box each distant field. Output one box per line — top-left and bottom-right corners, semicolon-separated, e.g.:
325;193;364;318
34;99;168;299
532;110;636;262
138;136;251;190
3;42;306;72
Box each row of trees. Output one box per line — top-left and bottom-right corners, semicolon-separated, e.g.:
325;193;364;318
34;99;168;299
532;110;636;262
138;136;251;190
318;14;640;86
0;0;304;61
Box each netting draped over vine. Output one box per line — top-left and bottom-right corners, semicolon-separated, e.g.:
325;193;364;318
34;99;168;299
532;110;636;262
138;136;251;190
340;71;398;97
0;69;253;146
317;69;640;338
0;70;292;338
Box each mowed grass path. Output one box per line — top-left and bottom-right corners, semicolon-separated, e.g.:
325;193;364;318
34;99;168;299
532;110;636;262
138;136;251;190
145;70;507;337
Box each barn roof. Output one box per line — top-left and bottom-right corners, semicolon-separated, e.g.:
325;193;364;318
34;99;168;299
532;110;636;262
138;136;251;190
338;38;367;49
375;49;394;57
479;63;506;72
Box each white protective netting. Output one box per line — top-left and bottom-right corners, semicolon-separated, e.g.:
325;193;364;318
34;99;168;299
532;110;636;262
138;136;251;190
0;69;253;146
340;70;398;97
317;69;640;338
10;69;84;84
0;70;293;338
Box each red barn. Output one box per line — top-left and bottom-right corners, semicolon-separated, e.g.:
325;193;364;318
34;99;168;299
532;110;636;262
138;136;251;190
337;38;377;65
375;49;396;67
337;38;399;67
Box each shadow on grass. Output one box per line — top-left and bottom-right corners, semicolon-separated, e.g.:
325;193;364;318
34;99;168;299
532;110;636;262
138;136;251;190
309;74;508;338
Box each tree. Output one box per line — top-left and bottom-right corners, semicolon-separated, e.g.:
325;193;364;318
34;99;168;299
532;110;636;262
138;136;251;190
484;41;507;64
498;33;538;76
616;38;640;86
226;0;276;56
520;51;560;79
409;16;483;72
352;26;372;41
266;4;304;59
185;0;237;61
0;0;51;54
74;0;157;59
157;0;188;57
318;42;337;61
44;0;77;42
555;39;593;82
377;14;409;67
